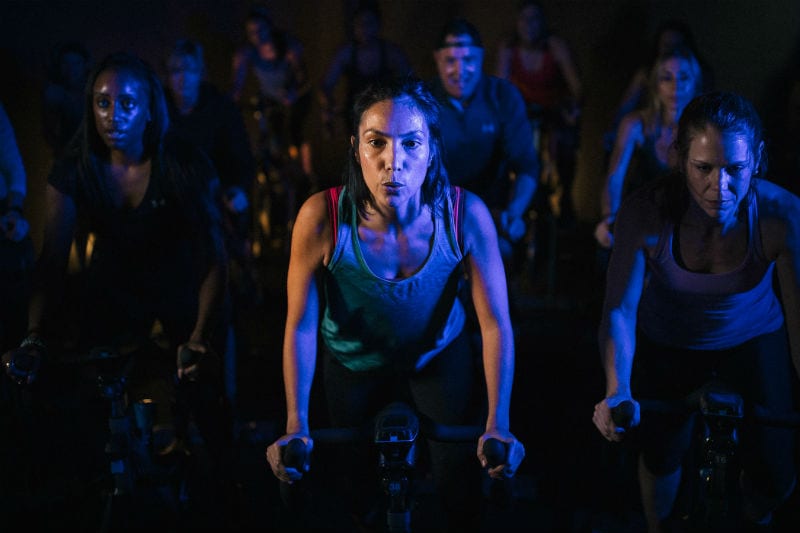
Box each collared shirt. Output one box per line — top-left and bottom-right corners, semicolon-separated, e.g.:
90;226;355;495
430;74;539;210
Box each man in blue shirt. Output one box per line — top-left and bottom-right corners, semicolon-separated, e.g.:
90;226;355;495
430;18;540;261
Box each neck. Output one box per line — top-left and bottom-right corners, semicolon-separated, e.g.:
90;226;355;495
109;145;147;167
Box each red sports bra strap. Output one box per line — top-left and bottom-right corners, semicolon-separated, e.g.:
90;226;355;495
326;186;343;246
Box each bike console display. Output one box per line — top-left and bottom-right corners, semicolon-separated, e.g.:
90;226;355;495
374;402;419;470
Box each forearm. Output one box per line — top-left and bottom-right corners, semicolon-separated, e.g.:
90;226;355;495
599;310;636;397
482;323;514;432
283;327;317;434
26;255;66;339
505;173;537;219
190;261;226;343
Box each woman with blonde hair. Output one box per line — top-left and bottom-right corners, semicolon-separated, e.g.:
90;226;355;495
596;44;702;249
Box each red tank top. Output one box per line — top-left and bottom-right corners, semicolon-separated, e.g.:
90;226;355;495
508;45;561;109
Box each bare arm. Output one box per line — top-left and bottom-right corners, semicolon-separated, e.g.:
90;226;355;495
593;193;651;441
462;191;524;476
27;184;76;338
761;182;800;378
602;113;644;220
267;191;331;482
230;48;251;104
549;36;582;103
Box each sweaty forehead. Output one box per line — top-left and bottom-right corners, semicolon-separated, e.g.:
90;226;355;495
94;69;146;95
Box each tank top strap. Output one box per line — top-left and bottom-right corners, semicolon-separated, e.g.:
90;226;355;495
326;185;343;246
747;188;768;263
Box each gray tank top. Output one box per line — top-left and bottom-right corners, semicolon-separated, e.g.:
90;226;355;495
320;188;466;372
639;189;784;349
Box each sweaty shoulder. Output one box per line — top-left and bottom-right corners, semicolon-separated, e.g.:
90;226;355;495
755;178;800;258
460;189;496;251
617;111;645;143
294;189;335;263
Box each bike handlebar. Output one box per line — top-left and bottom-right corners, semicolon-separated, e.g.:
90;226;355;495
610;395;800;431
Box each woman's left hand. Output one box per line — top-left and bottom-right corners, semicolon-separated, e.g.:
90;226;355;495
1;210;30;242
176;339;209;381
477;429;526;480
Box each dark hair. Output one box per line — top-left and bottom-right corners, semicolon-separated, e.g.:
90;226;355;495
166;38;206;75
343;77;450;219
663;91;766;220
651;19;697;58
435;17;483;49
245;4;273;28
47;41;92;85
72;52;169;207
674;91;765;175
354;0;381;22
81;52;169;160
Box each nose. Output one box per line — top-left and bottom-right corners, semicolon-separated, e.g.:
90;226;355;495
450;59;464;78
108;102;123;124
386;141;402;171
709;168;730;194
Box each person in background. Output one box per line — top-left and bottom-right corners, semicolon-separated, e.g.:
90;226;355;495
595;44;702;250
165;38;259;413
0;101;34;354
603;19;712;155
265;77;524;532
318;0;412;139
42;41;92;160
495;0;582;225
430;17;539;281
231;4;314;179
3;52;231;522
592;91;800;532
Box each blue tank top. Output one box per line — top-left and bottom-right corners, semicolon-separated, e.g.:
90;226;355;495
320;188;466;372
639;188;784;349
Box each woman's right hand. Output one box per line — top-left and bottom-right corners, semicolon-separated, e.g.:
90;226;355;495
594;218;614;249
266;433;314;483
592;395;640;442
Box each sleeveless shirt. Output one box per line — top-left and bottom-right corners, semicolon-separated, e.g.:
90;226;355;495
508;44;561;109
320;188;466;372
638;189;784;349
621;134;670;201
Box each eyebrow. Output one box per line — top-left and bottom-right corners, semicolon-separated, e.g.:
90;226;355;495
362;128;425;137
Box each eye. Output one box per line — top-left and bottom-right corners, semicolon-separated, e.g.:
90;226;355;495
694;163;712;173
367;138;386;148
402;139;421;150
95;97;110;109
120;98;136;111
726;165;746;175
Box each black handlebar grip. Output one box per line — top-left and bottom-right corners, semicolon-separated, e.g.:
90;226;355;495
611;400;635;430
279;438;309;512
282;438;308;470
482;438;508;468
481;438;514;509
178;346;203;369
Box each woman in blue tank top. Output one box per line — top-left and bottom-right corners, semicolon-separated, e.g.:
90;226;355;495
265;77;525;530
592;91;800;531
